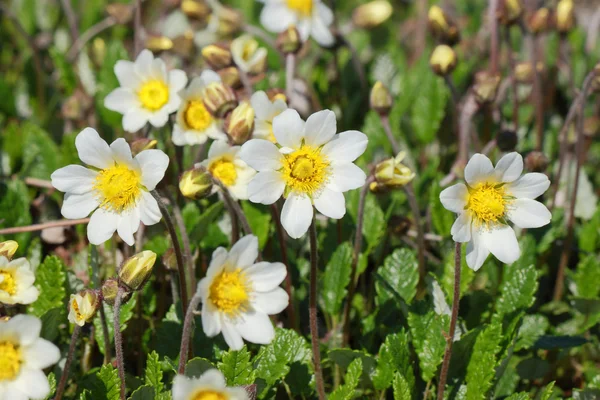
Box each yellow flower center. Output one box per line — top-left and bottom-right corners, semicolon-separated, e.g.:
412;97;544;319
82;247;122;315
241;41;257;62
0;341;22;381
185;100;213;131
94;164;142;212
0;271;16;295
466;182;509;226
209;268;249;315
209;158;238;187
287;0;313;16
71;298;83;321
281;145;329;196
192;391;228;400
138;80;169;111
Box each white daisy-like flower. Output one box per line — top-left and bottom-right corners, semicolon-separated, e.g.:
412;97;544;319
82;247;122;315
0;315;60;400
104;49;188;133
173;71;228;146
259;0;335;47
231;34;267;75
200;141;256;201
197;235;288;350
239;109;368;239
51;128;169;246
440;153;551;271
172;369;248;400
250;91;288;143
0;256;39;306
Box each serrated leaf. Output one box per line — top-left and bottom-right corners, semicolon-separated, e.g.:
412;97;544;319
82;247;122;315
540;381;555;400
79;389;92;400
44;372;56;400
0;179;32;251
185;358;215;378
27;256;67;318
392;373;412;400
410;69;447;144
362;195;386;253
515;314;549;351
376;248;419;306
218;346;255;386
328;348;377;385
466;323;502;400
505;393;529;400
494;246;538;318
322;242;353;315
255;328;311;386
93;295;138;355
97;364;121;400
407;302;447;382
579;207;600;252
128;385;155;400
145;351;164;393
571;255;600;299
373;330;415;391
329;358;363;400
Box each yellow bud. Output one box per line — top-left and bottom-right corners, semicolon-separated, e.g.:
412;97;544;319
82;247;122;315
556;0;574;33
218;66;242;89
514;62;534;83
270;91;287;103
179;166;214;200
276;26;302;55
68;289;100;326
430;45;457;76
202;44;233;70
0;240;18;259
145;36;173;52
374;152;415;188
226;101;255;145
119;251;157;291
428;6;460;45
473;71;501;104
181;0;211;20
106;3;133;25
370;81;393;115
203;82;238;118
130;138;158;156
92;38;106;66
428;6;448;31
352;1;393;29
528;8;550;34
101;278;131;306
498;0;522;26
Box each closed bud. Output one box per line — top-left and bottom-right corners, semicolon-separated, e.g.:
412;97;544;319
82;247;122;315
276;26;302;55
428;6;460;45
218;66;242;89
130;138;158;156
0;241;18;259
202;44;233;70
430;45;457;76
267;89;287;103
203;82;238;118
514;62;534;83
119;251;157;291
496;130;518;152
172;32;195;58
584;116;600;138
106;4;133;25
370;81;393;115
226;101;255;144
527;8;550;34
146;36;173;52
352;1;393;29
216;7;243;37
556;0;575;34
473;71;501;104
68;289;100;326
498;0;522;26
162;248;178;271
181;0;211;20
180;166;214;200
374;152;415;188
525;151;549;172
101;278;131;306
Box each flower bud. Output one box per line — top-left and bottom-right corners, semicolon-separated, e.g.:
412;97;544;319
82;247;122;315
514;62;534;84
267;89;287;103
101;278;131;306
374;152;415;189
496;130;518;152
352;1;393;29
68;289;100;326
498;0;522;26
119;251;157;291
430;45;457;76
203;82;238;118
473;71;501;104
218;67;242;89
130;138;158;156
106;3;133;25
216;7;243;37
428;5;460;45
202;44;233;70
276;26;302;55
225;101;255;144
370;81;393;115
0;241;18;259
162;248;178;271
179;166;214;200
527;8;550;34
181;0;211;20
146;36;173;52
172;32;195;59
231;35;267;75
556;0;575;34
525;151;549;172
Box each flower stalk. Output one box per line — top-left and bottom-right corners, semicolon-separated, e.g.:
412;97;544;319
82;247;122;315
178;291;203;374
114;285;126;400
54;325;81;400
309;216;326;400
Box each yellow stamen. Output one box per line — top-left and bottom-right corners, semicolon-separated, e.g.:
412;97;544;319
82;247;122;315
0;271;16;295
184;100;213;131
209;157;238;186
286;0;313;16
281;144;329;196
71;298;83;321
192;391;228;400
209;268;249;316
0;341;21;381
138;80;169;111
466;182;509;226
94;164;142;212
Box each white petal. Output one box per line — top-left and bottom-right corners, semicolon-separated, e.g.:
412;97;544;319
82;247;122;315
316;2;334;25
201;302;221;337
494;152;523;183
197;369;227;388
172;375;195;400
439;183;468;213
23;339;60;368
227;235;259;269
250;91;273;120
122;109;150;133
321;130;368;164
239;139;282;171
61;192;99;219
313;188;345;219
8;315;41;345
247;171;285;205
104;88;139;114
464;153;494;186
310;14;335;47
303;110;337;147
148;110;170;128
110;138;135;166
116;209;140;246
75;128;113;169
451;213;472;243
252;288;289;314
273;109;305;148
198;69;222;87
506;173;550;199
87;209;119;245
508;198;551;228
221;321;244;350
207;140;231;158
51;165;97;194
465;230;490;271
134;49;155;77
207;247;228;276
139;191;162;225
480;224;520;265
136;149;170;190
281;193;313;239
2;387;28;400
296;19;311;41
235;311;275;345
13;368;50;399
245;261;287;291
327;163;366;192
169;69;188;92
114;60;142;89
259;4;297;33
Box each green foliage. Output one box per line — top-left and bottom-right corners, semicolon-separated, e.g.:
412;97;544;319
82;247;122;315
96;364;121;400
93;296;138;355
218;346;256;386
373;330;415;391
466;323;502;399
392;372;412;400
254;329;311;387
376;248;419;305
571;255;600;299
27;256;67;318
408;302;448;382
329;358;363;400
0;179;32;248
322;242;353;315
144;351;164;394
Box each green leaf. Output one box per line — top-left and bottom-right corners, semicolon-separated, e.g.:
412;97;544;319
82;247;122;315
93;295;138;355
515;314;549;351
185;358;215;378
494;253;538;318
40;308;64;342
79;389;92;400
505;393;529;400
361;195;386;253
255;328;311;386
329;358;363;400
328;348;377;386
579;207;600;252
322;242;353;315
49;47;77;95
571;255;600;299
0;179;32;248
373;330;415;391
242;202;271;249
218;346;255;386
376;248;419;306
44;372;56;400
392;373;412;400
466;323;502;400
540;381;556;400
21;123;61;180
407;302;447;382
145;351;164;394
410;70;448;144
97;364;121;400
533;335;587;349
439;245;474;303
27;256;67;318
128;385;155;400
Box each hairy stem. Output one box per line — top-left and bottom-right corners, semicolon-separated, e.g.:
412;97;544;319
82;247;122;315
178;291;203;374
114;286;126;400
285;53;296;103
309;217;326;400
380;115;400;155
54;325;81;400
133;0;142;57
215;180;253;236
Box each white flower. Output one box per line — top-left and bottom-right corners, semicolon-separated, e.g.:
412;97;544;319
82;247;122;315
231;34;267;74
0;315;60;400
173;71;228;146
104;49;188;133
197;235;289;350
0;256;39;305
51;128;169;246
440;153;551;271
250;91;288;142
200;141;256;201
259;0;335;47
68;291;98;327
172;369;248;400
239;109;368;239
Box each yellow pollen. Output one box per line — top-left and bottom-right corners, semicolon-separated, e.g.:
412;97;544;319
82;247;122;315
94;164;142;212
209;158;238;187
281;145;329;196
185;100;213;131
242;42;255;62
192;391;228;400
209;268;249;315
0;271;16;295
138;80;169;111
467;182;509;226
0;341;22;381
72;299;83;321
287;0;313;16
